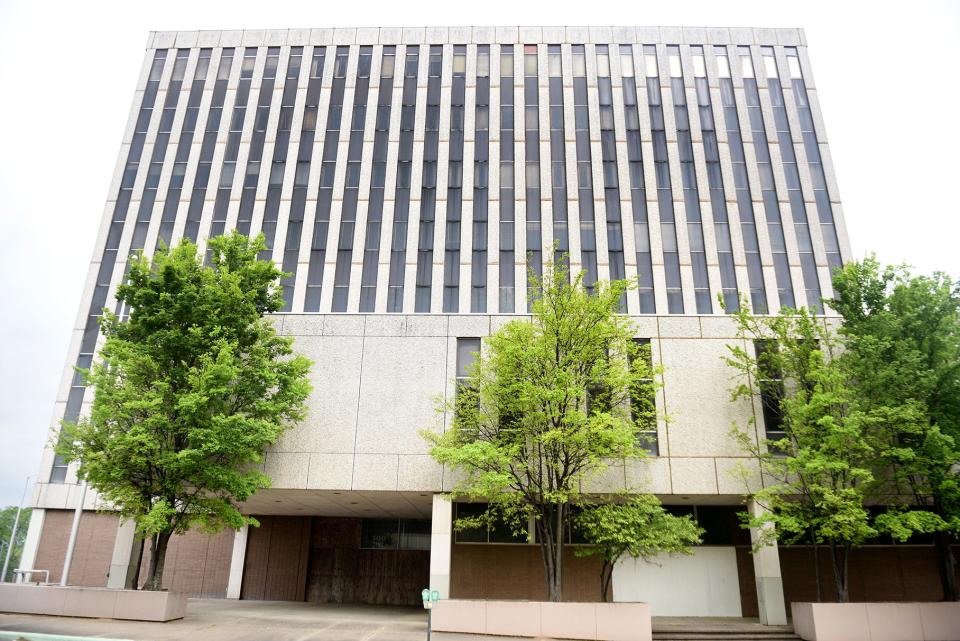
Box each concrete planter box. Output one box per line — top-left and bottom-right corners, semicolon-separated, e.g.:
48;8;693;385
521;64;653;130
431;599;652;641
0;584;187;622
791;601;960;641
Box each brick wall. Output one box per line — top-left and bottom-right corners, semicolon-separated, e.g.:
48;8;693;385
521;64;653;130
450;544;604;602
33;509;117;587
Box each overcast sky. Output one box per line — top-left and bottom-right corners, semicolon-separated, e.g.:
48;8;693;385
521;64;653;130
0;0;958;507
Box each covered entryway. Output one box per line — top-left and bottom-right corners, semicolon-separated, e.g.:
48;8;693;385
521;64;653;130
236;490;434;606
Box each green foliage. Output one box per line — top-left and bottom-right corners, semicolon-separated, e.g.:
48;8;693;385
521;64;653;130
424;262;664;601
0;506;32;582
58;233;312;589
725;303;881;602
830;257;960;598
575;496;702;600
830;257;960;521
874;509;949;542
725;257;960;601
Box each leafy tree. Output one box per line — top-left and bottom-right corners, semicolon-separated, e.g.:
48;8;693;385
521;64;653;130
425;262;667;602
831;257;960;600
726;300;949;602
574;496;702;601
0;506;32;582
726;305;881;603
59;233;312;591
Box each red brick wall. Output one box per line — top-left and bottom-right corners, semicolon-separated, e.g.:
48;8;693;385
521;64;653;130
779;545;960;603
33;509;233;595
736;544;960;613
304;517;429;606
33;509;118;587
450;544;604;602
240;515;311;601
137;527;234;597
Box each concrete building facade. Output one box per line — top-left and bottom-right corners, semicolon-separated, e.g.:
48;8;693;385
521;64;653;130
20;26;948;620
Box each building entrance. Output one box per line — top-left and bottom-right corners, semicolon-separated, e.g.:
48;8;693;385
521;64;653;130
240;515;429;606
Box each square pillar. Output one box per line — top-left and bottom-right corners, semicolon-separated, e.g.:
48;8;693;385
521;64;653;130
429;494;452;599
226;524;248;599
749;499;787;625
107;519;141;589
16;509;44;582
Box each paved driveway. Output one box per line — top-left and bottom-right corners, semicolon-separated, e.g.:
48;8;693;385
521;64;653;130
0;598;428;641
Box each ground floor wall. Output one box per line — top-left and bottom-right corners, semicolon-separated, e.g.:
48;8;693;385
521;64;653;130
240;516;428;606
450;544;603;601
23;506;960;616
779;545;960;604
240;515;310;601
136;527;234;597
29;509;233;597
733;545;960;618
33;509;117;587
613;547;742;616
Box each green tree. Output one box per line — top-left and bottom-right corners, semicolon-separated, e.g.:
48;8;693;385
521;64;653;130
726;305;882;603
830;257;960;600
574;496;702;601
424;263;666;602
59;233;312;591
0;506;32;582
726;300;948;602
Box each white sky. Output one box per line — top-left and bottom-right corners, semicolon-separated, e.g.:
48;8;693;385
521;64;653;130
0;0;958;507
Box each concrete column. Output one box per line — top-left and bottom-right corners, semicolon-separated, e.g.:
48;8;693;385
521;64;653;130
429;494;452;598
16;509;44;582
749;499;787;625
226;524;248;599
107;520;140;589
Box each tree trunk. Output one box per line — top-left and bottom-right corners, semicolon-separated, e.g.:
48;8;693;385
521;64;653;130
143;531;172;591
810;528;821;603
934;530;959;601
600;560;613;602
536;503;565;602
813;542;822;603
828;541;850;603
549;503;565;602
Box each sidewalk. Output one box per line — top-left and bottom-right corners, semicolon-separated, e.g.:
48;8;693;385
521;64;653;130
0;599;427;641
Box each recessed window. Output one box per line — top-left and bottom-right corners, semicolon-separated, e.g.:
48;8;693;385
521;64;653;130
548;45;561;76
572;45;586;76
454;503;527;544
631;338;658;455
739;46;754;78
763;50;778;78
754;340;786;445
596;44;610;76
361;518;431;550
500;46;513;76
716;49;731;78
692;47;706;78
786;48;802;79
456;338;481;386
453;45;466;74
667;45;682;77
477;48;490;77
619;44;634;77
644;45;658;77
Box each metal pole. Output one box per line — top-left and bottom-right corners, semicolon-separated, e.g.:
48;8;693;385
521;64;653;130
60;480;87;586
1;474;33;583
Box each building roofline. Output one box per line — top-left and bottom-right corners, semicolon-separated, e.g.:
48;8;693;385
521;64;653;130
145;26;806;50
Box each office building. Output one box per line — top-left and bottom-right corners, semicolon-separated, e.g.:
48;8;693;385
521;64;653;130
20;26;933;621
